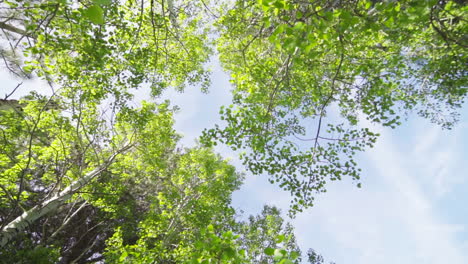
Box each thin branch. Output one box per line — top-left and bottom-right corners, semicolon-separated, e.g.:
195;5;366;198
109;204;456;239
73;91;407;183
4;82;22;99
49;201;88;240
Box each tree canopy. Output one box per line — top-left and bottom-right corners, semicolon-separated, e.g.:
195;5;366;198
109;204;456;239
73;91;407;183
0;0;466;262
206;0;467;213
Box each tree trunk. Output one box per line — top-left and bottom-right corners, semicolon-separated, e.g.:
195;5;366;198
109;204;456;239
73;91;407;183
0;21;30;37
0;145;132;247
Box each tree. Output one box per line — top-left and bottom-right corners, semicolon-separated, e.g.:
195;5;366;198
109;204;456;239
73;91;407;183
0;0;212;102
306;249;335;264
0;99;239;262
0;0;466;261
236;205;302;263
0;91;314;262
0;0;214;245
0;99;316;262
205;0;467;214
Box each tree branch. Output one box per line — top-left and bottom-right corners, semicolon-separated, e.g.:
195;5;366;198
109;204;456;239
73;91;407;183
0;144;133;247
0;21;30;37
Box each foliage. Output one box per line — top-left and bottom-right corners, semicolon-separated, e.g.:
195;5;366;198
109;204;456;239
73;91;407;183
104;137;244;263
205;0;467;214
0;0;212;104
236;205;301;263
0;97;311;262
0;0;466;262
306;248;335;264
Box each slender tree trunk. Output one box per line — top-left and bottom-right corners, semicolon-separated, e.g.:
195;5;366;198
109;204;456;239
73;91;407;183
0;21;30;37
0;145;132;247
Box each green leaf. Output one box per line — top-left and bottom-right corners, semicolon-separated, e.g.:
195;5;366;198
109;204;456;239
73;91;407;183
93;0;112;5
207;224;214;232
395;2;401;12
264;247;275;256
84;5;104;25
273;0;285;9
290;251;300;260
119;251;128;262
365;1;372;10
275;234;285;243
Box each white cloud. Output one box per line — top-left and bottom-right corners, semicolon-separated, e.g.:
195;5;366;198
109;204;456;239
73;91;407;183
409;121;467;199
411;124;441;156
248;120;468;264
354;123;467;264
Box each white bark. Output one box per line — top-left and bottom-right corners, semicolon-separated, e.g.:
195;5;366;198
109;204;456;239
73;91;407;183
0;145;132;247
166;0;179;29
0;21;30;37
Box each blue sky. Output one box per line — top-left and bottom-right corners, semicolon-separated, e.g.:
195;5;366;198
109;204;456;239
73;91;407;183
155;62;468;264
2;59;467;263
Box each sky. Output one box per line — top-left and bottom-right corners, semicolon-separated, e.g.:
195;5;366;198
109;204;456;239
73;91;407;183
2;60;468;264
150;62;468;264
